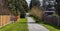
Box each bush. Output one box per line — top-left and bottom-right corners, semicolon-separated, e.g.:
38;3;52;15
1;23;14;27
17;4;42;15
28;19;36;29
30;7;43;20
51;13;58;17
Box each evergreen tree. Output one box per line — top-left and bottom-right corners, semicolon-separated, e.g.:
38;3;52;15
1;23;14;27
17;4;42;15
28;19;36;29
5;0;28;16
30;0;40;9
55;0;60;16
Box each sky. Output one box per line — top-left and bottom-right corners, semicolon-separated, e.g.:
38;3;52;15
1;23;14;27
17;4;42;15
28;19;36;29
26;0;31;7
26;0;43;7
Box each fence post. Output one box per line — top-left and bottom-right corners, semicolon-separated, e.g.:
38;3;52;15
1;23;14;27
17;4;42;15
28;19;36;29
57;16;59;26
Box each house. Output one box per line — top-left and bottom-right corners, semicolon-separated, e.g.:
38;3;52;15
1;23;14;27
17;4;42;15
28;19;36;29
0;0;11;27
43;0;55;10
41;0;60;26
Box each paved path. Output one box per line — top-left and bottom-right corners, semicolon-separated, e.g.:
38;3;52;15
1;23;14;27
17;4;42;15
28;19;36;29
27;17;49;31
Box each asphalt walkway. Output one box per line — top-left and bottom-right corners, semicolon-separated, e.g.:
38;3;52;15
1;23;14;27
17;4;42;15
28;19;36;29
27;17;49;31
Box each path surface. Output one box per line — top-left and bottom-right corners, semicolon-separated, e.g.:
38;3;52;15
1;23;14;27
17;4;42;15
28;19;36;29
27;17;49;31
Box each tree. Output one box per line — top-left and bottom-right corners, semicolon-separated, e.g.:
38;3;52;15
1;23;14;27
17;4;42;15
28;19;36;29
55;0;60;16
5;0;28;16
30;0;40;9
21;0;28;12
5;0;18;16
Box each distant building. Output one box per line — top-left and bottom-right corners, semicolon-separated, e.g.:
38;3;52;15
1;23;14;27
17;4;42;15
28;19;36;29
43;0;55;10
42;0;56;16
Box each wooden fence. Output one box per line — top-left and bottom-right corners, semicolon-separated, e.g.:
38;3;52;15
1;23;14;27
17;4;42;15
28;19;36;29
43;15;60;26
0;15;11;27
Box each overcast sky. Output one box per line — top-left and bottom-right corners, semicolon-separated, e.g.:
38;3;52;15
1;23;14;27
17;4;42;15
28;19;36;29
26;0;43;7
26;0;31;7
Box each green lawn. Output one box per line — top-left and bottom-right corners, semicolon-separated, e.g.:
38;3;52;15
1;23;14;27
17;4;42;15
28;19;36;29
32;17;60;31
38;22;60;31
0;18;28;31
